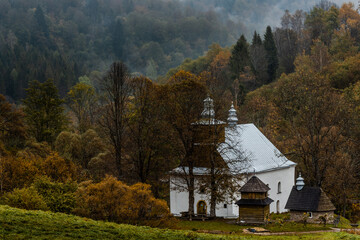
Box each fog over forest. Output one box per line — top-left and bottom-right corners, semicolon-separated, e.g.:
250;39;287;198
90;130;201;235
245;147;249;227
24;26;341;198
178;0;358;36
0;0;358;101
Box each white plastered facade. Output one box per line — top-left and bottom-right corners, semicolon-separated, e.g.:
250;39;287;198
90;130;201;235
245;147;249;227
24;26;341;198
170;123;296;218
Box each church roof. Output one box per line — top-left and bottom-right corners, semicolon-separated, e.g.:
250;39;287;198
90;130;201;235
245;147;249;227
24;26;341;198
285;186;336;212
218;124;296;173
171;123;295;175
240;176;270;193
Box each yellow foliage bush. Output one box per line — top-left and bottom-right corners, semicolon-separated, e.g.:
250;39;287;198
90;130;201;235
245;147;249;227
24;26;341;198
73;176;175;227
0;152;78;193
2;187;48;211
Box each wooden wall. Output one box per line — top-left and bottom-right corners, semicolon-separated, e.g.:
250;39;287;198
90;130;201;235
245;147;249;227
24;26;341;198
239;205;269;223
241;192;267;199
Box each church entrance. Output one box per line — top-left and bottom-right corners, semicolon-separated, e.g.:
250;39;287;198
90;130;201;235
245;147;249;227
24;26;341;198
197;200;207;215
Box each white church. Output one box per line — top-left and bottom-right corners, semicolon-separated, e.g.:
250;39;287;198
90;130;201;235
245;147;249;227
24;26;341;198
170;96;296;218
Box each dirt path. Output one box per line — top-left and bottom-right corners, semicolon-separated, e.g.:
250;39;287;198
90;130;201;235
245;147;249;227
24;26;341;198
250;228;342;236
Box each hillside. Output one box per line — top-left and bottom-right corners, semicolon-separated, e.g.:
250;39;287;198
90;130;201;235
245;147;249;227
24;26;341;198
0;205;358;239
1;0;357;101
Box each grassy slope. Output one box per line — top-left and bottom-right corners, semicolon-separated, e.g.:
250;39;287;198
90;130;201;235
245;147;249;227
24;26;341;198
0;205;359;240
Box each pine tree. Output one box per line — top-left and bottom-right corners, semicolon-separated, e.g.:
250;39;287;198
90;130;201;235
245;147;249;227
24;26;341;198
250;31;268;86
252;31;262;45
229;35;250;79
34;6;49;38
23;79;68;144
32;5;51;48
264;26;279;83
112;19;125;60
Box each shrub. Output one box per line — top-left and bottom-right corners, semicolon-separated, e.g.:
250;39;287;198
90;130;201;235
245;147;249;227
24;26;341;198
41;152;79;182
73;176;175;227
2;187;48;211
0;151;79;193
33;176;77;214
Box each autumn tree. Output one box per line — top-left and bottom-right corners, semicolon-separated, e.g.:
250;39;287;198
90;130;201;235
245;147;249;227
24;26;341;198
269;55;351;187
99;62;131;179
338;3;360;42
166;70;207;219
0;94;25;152
67;82;98;133
23;79;68;145
55;129;106;170
274;25;297;74
329;27;358;61
329;53;360;89
310;39;330;72
126;76;176;191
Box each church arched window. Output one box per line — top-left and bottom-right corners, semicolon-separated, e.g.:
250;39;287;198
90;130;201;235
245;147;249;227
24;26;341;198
277;181;281;193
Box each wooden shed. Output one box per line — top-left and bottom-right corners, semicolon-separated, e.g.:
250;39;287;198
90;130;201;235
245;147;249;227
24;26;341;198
236;176;273;224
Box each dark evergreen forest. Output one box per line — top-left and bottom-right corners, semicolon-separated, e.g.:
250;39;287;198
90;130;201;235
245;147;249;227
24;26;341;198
0;0;352;101
0;0;245;101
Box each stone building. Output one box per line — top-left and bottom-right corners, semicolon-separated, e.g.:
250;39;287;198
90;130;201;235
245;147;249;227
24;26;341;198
285;174;336;223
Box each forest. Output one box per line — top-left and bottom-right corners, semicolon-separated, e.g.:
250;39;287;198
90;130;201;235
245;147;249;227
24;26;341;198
1;0;360;227
0;0;352;101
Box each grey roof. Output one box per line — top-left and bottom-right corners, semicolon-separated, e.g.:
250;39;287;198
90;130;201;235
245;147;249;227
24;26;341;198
171;123;295;175
285;186;336;212
219;124;296;173
240;176;270;193
236;197;273;206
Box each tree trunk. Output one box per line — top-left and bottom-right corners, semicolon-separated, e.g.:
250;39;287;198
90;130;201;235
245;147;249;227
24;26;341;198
188;165;195;220
210;156;217;218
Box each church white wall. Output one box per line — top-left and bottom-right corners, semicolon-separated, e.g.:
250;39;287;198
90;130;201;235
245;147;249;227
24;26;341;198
170;176;239;218
256;165;295;213
170;165;295;217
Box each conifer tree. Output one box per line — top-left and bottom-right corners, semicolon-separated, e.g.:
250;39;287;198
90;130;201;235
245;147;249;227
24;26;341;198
112;19;125;60
34;6;49;38
229;35;250;79
32;5;50;48
264;26;279;83
252;31;262;45
250;31;268;86
23;79;67;144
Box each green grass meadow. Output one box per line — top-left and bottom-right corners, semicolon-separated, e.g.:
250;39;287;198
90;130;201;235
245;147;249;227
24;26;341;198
0;205;359;239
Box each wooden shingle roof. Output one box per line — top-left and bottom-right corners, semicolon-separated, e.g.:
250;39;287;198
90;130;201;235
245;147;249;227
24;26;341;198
240;176;271;193
236;198;273;206
285;186;336;212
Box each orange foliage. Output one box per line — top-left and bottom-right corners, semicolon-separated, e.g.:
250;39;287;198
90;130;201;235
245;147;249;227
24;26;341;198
41;152;78;182
74;176;174;227
339;3;360;31
168;70;201;84
210;50;231;73
0;151;78;193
